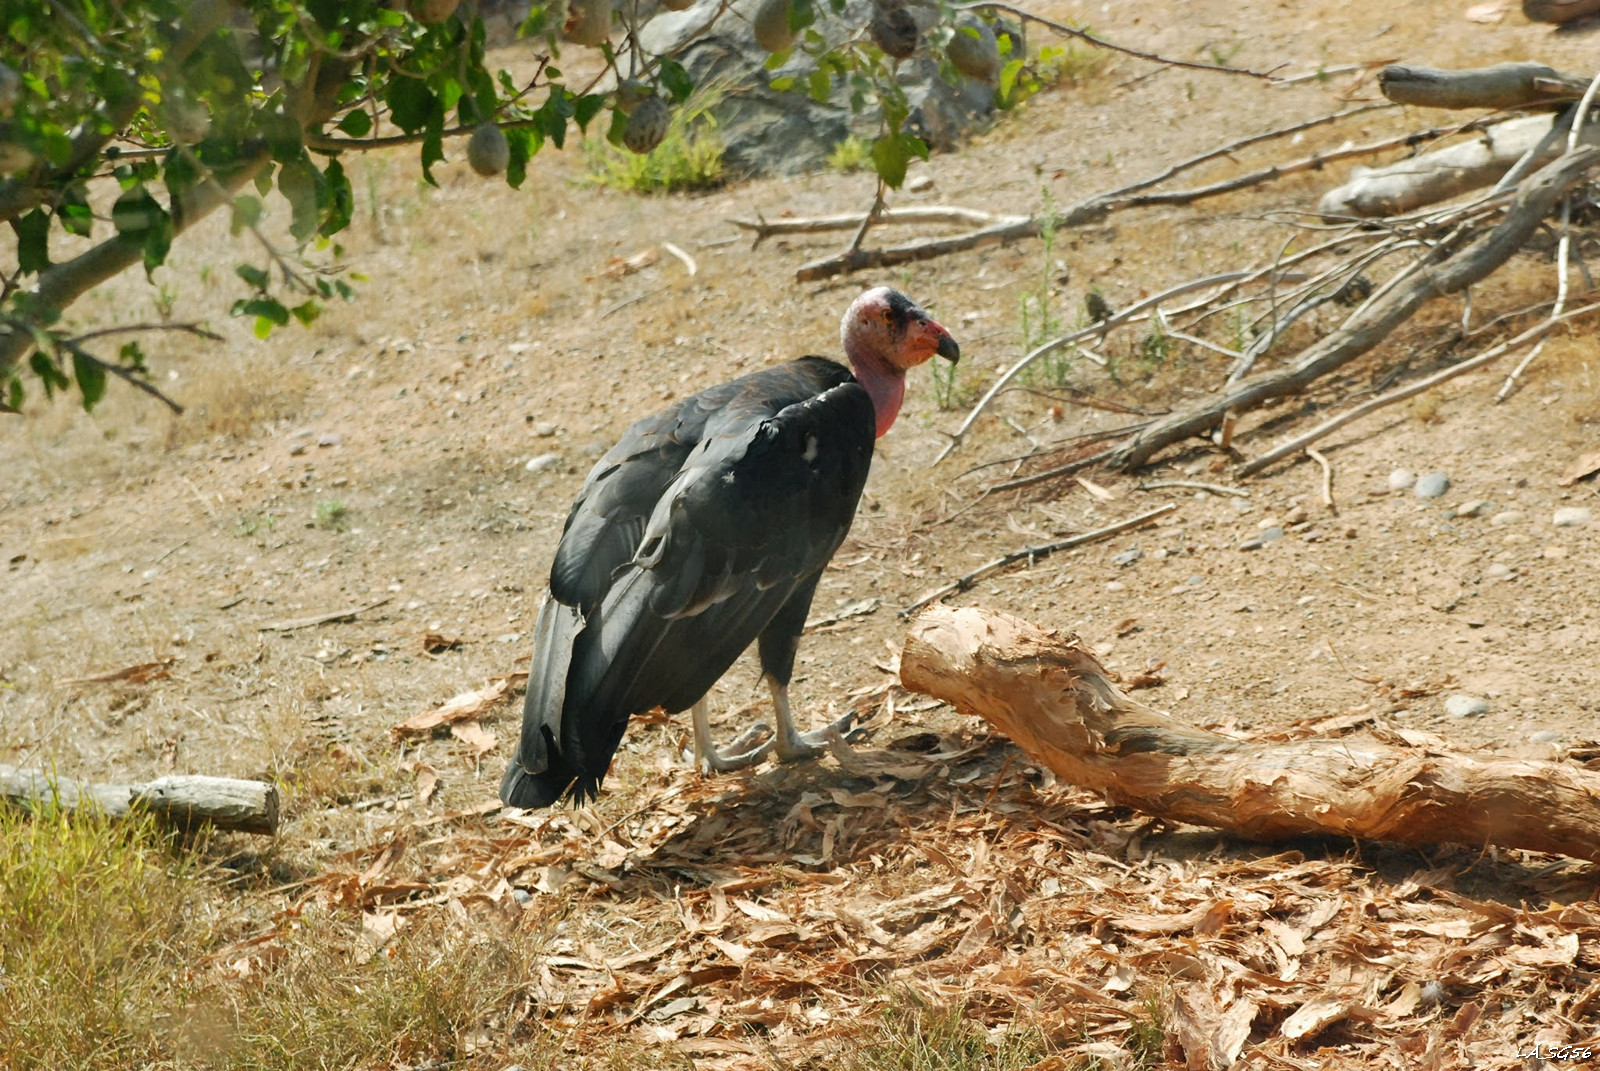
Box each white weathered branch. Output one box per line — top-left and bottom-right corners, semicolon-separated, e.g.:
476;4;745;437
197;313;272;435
1319;113;1600;218
1;764;280;835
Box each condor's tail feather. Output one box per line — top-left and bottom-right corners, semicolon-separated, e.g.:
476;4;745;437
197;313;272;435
499;594;585;808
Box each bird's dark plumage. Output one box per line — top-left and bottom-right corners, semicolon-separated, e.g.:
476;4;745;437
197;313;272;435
501;356;877;806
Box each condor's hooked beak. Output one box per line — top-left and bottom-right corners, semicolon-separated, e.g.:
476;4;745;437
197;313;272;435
936;331;961;363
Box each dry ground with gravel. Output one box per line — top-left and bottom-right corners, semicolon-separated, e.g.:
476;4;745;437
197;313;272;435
4;1;1600;1068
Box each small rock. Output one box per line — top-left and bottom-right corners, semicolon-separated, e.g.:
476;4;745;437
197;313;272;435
1104;580;1126;592
1553;506;1593;527
1283;505;1308;525
510;889;532;905
288;442;307;456
317;432;342;448
1444;694;1490;718
905;172;935;193
532;421;559;437
1110;548;1142;567
1388;468;1416;492
1258;516;1281;530
1186;574;1204;586
525;453;560;472
1455;499;1490;518
1489;510;1524;526
1413;472;1450;499
1544;545;1569;559
1484;563;1515;580
1502;532;1531;545
1240;527;1284;551
1529;730;1559;744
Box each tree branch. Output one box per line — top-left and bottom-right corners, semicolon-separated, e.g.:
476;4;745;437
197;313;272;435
0;145;272;383
0;0;239;226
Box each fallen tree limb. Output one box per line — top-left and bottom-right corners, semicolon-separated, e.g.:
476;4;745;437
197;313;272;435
0;764;280;835
1319;113;1600;218
1378;62;1589;110
1236;300;1600;476
1104;146;1598;472
900;606;1600;864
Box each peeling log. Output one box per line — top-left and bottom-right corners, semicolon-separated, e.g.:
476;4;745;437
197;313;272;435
1378;62;1588;110
1105;146;1598;472
900;606;1600;864
0;764;280;835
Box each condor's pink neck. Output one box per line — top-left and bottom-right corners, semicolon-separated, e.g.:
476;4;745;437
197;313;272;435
848;352;905;439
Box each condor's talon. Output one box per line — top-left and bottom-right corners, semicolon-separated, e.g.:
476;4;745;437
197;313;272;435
691;699;774;773
766;679;863;762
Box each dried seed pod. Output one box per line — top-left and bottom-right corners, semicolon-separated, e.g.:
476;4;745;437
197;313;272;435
467;123;510;176
752;0;797;53
614;79;653;114
870;3;918;59
945;16;1000;82
563;0;612;46
622;96;671;155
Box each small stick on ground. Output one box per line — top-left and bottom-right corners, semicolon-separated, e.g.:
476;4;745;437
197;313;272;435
1137;480;1250;498
901;504;1175;616
1307;447;1337;513
259;596;392;632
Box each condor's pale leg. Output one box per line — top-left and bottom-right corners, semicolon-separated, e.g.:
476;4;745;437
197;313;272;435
765;674;859;762
690;696;773;773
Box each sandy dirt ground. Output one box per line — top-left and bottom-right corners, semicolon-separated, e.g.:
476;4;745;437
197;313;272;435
4;1;1600;1067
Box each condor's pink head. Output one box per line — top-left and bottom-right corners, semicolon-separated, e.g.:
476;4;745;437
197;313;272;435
840;286;960;438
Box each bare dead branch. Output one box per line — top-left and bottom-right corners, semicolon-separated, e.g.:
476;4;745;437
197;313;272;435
1104;147;1598;472
1235;301;1600;477
937;271;1289;463
59;341;185;414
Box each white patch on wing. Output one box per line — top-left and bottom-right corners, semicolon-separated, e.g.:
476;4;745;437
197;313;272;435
802;434;819;464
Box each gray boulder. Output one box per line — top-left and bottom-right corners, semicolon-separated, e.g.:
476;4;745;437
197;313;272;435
637;0;1003;175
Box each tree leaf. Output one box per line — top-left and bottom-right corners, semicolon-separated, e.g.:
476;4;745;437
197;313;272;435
235;263;270;290
290;300;322;326
337;108;373;137
658;58;694;104
230;193;264;237
573;93;607;132
57;183;93;238
387;78;437;135
277;159;321;243
319;157;353;237
870;131;925;189
15;209;50;275
71;348;106;410
505;126;532;189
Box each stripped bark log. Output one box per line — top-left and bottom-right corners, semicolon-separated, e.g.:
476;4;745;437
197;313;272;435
1104;146;1598;472
1378;62;1589;110
1319;113;1600;218
0;764;280;835
900;605;1600;864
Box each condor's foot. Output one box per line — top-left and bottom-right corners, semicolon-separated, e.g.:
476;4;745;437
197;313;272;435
690;697;773;773
766;675;861;762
